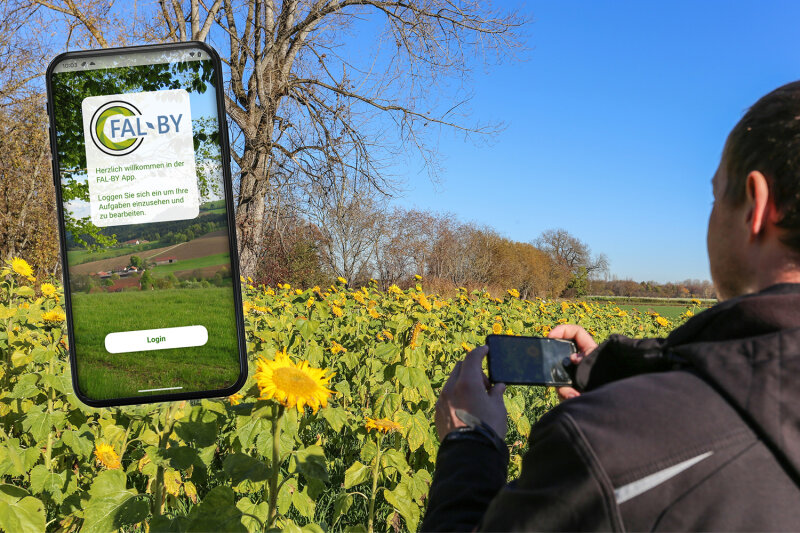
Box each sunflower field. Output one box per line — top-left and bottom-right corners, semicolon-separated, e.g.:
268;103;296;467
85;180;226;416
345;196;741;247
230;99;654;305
0;259;704;532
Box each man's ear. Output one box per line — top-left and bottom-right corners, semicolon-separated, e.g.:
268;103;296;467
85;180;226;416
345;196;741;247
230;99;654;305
745;171;772;238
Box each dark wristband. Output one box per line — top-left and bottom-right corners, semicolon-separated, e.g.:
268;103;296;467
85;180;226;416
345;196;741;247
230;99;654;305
442;421;507;456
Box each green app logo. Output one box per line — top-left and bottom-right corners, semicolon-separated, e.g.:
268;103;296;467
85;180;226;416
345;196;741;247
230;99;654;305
89;100;143;156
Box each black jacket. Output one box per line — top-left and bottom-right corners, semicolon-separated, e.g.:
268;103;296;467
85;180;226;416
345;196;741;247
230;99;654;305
422;283;800;531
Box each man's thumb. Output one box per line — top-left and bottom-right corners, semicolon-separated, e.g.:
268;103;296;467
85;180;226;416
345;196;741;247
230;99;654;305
490;382;506;398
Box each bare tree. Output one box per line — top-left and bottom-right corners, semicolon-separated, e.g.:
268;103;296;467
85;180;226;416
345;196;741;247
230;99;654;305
0;101;60;274
0;2;61;274
373;208;440;288
1;2;49;108
305;172;383;281
534;228;609;280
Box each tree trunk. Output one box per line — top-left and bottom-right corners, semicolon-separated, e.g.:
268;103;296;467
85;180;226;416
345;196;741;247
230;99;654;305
234;135;271;277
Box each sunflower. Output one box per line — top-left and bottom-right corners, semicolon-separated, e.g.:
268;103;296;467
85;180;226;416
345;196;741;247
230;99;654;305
331;305;343;318
228;393;244;406
40;283;57;298
415;293;432;312
492;322;503;335
94;442;121;469
42;310;66;322
337;276;348;284
330;341;347;354
409;322;426;349
507;288;520;298
365;417;403;434
656;316;670;327
254;350;334;414
11;258;34;281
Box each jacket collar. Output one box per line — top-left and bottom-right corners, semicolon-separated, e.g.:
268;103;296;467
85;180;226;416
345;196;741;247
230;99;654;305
665;283;800;347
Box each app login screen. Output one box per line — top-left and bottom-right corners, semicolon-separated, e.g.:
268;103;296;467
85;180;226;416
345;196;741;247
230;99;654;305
51;51;241;402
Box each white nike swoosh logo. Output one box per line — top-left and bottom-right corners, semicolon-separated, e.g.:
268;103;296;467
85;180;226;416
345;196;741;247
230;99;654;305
614;451;714;504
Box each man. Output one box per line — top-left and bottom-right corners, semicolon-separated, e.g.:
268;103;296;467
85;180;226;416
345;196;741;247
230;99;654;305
422;81;800;531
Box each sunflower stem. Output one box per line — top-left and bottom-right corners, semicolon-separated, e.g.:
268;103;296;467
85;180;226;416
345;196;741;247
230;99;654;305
4;276;14;380
45;357;55;472
268;403;285;527
153;402;180;518
368;432;383;533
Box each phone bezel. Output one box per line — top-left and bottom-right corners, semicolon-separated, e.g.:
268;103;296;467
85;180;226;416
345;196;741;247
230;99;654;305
46;41;248;407
486;334;576;386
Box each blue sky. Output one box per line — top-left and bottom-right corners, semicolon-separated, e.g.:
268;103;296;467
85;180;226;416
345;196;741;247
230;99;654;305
377;1;800;282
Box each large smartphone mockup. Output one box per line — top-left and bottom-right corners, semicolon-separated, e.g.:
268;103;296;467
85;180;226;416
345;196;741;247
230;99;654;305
46;42;247;406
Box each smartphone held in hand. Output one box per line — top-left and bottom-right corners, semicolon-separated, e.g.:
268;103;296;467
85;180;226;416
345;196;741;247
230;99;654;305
46;42;247;406
486;334;576;386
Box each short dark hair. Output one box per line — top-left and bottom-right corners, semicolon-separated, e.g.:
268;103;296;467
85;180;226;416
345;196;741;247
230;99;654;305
724;80;800;252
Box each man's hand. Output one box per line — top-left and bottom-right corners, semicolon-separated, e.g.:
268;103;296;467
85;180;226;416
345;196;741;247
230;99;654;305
435;345;508;442
547;324;598;401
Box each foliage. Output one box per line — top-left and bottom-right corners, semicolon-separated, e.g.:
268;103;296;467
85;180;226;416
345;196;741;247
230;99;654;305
0;260;701;531
0;100;60;278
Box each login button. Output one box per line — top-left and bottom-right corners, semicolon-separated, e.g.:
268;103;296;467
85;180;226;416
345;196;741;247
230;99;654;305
105;325;208;354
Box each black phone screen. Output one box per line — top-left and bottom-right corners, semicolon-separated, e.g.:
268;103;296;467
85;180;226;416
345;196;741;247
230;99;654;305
46;43;246;406
486;335;576;386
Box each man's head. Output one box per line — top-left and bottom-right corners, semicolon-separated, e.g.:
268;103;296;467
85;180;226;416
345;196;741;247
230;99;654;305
707;81;800;301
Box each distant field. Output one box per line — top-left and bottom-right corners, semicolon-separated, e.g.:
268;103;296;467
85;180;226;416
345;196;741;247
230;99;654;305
70;230;230;275
588;296;717;305
587;295;715;321
200;208;226;215
70;288;241;400
150;252;230;276
615;304;688;320
67;240;165;266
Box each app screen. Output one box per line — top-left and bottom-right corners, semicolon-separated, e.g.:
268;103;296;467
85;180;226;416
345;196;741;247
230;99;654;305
50;49;242;402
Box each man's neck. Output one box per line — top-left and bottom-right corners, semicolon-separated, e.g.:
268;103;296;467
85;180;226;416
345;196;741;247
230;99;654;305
756;253;800;292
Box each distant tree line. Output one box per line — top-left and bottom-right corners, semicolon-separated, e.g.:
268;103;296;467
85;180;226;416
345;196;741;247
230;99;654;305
253;191;609;298
65;214;228;249
589;278;716;299
70;267;232;293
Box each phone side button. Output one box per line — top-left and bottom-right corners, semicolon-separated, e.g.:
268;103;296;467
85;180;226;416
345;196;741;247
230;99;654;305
105;325;208;354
